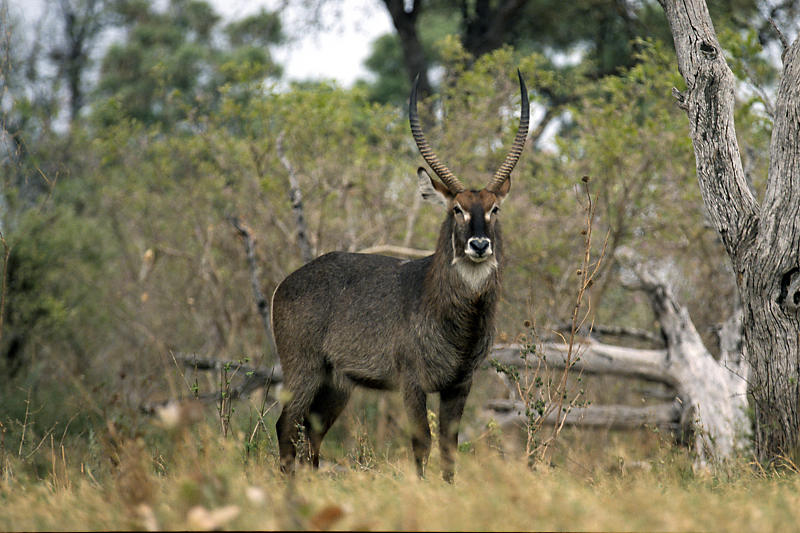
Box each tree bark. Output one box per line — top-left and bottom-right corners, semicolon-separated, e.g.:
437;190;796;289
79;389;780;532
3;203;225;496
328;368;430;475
659;0;800;462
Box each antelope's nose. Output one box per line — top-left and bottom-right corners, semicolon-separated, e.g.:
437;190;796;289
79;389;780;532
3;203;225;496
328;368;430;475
469;238;491;256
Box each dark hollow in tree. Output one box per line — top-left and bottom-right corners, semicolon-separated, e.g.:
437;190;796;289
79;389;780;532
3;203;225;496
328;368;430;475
271;71;529;481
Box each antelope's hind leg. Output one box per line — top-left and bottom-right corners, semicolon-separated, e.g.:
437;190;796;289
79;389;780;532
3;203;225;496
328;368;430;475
301;381;351;469
276;372;324;475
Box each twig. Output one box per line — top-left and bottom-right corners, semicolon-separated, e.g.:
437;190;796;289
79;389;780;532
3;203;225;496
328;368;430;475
739;60;774;117
550;177;608;444
767;17;789;56
17;388;31;457
492;176;609;465
0;231;9;342
58;413;79;448
142;353;285;414
248;396;280;452
25;426;55;461
172;353;282;382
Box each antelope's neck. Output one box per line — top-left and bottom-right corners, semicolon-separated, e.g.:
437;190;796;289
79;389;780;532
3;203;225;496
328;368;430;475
418;249;499;365
424;238;502;310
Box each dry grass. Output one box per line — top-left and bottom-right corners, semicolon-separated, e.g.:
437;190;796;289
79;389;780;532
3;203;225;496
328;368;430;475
1;413;800;532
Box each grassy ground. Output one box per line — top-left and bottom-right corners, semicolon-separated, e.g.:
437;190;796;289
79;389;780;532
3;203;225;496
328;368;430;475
1;408;799;532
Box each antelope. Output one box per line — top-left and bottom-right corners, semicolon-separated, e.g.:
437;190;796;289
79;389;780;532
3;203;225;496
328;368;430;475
271;71;529;481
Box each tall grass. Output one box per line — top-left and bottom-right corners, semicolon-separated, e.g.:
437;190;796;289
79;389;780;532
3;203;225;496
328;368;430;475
1;399;800;532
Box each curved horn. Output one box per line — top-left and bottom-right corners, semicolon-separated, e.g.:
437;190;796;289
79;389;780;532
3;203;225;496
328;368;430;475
409;74;466;194
486;69;529;193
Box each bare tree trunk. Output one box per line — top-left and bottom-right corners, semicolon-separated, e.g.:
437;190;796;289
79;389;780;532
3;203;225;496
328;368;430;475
617;248;750;465
461;0;528;59
56;0;104;125
659;0;800;462
381;0;431;97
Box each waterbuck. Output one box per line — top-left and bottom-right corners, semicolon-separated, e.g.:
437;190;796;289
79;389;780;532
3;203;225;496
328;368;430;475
272;71;529;481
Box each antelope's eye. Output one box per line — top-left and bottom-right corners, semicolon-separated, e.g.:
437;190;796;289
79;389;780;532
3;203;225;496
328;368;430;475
491;206;500;215
453;205;463;215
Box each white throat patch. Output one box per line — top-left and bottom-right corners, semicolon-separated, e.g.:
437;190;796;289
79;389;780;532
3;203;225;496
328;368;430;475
452;257;497;293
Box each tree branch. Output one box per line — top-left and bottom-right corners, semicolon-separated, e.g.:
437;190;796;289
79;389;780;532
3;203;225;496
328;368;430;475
528;106;556;148
173;353;283;384
760;35;800;264
228;216;275;360
616;245;750;464
141;354;283;415
381;0;431;96
658;0;760;264
276;132;315;264
767;18;790;58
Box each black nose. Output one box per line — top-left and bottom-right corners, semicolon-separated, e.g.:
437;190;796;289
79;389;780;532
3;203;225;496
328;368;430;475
469;238;490;255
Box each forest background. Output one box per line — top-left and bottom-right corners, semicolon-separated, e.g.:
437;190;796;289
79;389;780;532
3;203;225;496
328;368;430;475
1;0;799;530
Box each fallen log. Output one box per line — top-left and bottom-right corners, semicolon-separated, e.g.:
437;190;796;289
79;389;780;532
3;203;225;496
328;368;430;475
486;398;681;430
141;355;284;414
173;353;283;384
490;341;677;387
484;248;749;467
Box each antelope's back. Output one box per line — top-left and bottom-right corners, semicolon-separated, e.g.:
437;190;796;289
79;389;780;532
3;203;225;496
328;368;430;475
271;252;430;370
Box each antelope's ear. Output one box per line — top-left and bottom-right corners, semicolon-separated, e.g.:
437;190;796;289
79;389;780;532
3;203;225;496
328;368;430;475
417;167;451;207
494;176;511;203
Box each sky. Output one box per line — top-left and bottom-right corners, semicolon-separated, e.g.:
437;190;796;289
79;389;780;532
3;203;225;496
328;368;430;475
14;0;392;86
215;0;393;86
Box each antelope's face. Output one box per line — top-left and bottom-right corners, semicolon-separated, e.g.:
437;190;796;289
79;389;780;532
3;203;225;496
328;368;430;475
409;69;528;286
418;168;510;264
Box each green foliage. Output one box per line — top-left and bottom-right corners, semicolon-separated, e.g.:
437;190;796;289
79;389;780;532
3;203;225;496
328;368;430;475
7;33;769;391
360;9;458;105
93;0;282;127
224;8;284;48
719;27;776;85
1;202;112;374
0;0;780;506
360;0;763;104
523;39;730;329
359;33;409;105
